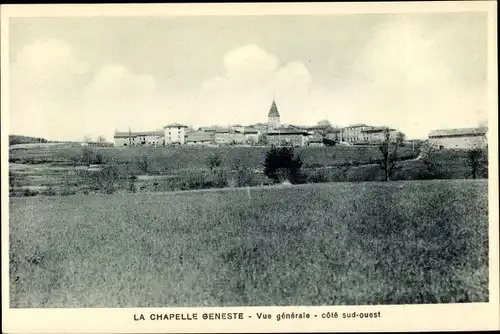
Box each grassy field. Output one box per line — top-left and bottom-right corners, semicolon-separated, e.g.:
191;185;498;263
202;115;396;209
9;180;488;307
10;142;486;197
9;144;418;171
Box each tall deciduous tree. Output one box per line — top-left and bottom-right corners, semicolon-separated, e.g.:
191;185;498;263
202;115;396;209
467;146;488;179
378;130;399;181
396;132;406;147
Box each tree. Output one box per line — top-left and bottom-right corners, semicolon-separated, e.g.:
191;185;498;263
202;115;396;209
83;135;92;143
378;130;399;181
467;146;488;179
263;146;304;184
419;141;442;179
97;135;107;143
396;132;406;147
318;119;331;127
206;153;222;171
232;157;254;187
258;133;267;145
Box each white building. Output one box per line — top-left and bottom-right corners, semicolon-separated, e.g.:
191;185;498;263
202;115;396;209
361;127;398;144
428;127;488;149
340;124;372;143
164;123;188;145
231;124;245;133
113;131;164;146
185;131;213;146
242;127;259;144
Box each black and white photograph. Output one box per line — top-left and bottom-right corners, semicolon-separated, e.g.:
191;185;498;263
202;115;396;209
1;2;498;333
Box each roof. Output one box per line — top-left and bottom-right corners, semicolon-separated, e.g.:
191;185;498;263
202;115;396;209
214;128;231;133
345;123;369;129
361;126;394;133
186;131;213;142
309;133;324;142
429;127;488;138
268;100;280;118
164;123;188;128
243;127;259;134
198;127;217;132
268;128;309;136
114;131;163;138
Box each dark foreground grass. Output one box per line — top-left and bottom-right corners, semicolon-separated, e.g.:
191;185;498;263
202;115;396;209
10;180;488;307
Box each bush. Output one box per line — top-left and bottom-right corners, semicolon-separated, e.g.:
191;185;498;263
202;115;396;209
87;165;124;194
307;169;328;183
137;156;151;174
128;176;137;193
23;189;39;197
41;186;57;196
206;153;222;170
467;147;488;179
263;146;304;184
232;157;255;187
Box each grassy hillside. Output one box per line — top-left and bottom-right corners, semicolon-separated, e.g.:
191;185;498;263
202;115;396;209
8;144;417;171
10;180;488;307
9;135;49;146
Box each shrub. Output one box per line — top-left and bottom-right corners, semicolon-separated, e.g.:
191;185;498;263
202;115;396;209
307;169;328;183
467;147;488;179
42;186;57;196
232;157;255;187
206;153;223;171
23;188;39;197
87;165;124;194
137;156;151;174
263;146;304;184
128;176;137;193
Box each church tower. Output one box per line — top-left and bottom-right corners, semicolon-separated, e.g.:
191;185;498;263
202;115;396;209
267;99;280;130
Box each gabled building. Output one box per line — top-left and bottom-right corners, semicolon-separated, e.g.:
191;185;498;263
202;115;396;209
113;130;164;146
242;127;260;144
361;127;397;144
428;127;488;149
339;124;373;143
267;127;310;147
164;123;188;145
308;133;324;147
186;131;214;146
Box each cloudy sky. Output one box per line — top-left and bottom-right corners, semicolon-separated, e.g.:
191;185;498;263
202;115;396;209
8;12;489;141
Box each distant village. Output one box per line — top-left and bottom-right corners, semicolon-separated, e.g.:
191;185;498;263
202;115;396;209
111;99;488;150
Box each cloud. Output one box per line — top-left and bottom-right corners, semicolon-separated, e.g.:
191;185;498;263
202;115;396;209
9;38;160;141
223;44;280;82
80;65;160;139
10;38;90;139
195;45;313;126
9;16;488;142
13;38;89;79
86;64;156;95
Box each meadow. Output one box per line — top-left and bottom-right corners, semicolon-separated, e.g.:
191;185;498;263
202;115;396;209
9;180;488;307
9;142;485;197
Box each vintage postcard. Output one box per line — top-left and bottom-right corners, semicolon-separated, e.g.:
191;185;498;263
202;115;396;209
1;2;499;333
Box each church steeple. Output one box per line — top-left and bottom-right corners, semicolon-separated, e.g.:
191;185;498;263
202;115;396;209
268;100;280;118
268;99;280;129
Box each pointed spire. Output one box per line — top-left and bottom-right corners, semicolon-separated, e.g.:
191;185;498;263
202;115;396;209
268;99;280;118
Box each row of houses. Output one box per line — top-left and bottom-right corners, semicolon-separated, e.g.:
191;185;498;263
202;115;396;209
112;98;487;149
113;124;260;147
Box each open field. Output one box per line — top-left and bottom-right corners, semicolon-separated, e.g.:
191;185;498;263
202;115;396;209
9;143;487;197
9;144;418;170
9;180;488;307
